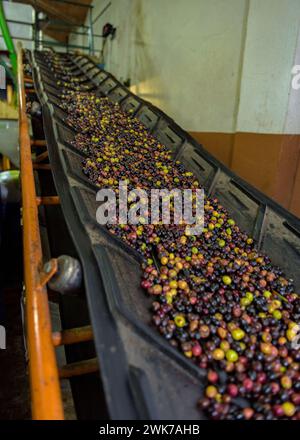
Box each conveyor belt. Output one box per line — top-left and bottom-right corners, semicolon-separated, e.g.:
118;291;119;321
30;50;300;420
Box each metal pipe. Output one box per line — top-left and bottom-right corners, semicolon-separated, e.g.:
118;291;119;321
40;27;103;38
52;325;93;347
0;0;17;76
6;19;33;26
37;12;44;50
36;196;60;206
7;14;102;44
51;0;93;8
88;7;94;56
59;358;99;379
44;19;89;30
92;1;112;25
17;43;64;420
41;40;91;50
9;35;35;42
34;150;48;163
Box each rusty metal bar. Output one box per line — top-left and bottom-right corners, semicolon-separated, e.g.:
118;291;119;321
17;44;64;420
36;196;60;206
25;88;36;94
34;150;48;163
52;325;93;347
33;163;51;170
59;358;99;379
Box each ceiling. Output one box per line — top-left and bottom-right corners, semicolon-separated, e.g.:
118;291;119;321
17;0;93;43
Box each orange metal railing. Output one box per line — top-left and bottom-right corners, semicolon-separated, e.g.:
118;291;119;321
17;44;64;420
18;45;98;419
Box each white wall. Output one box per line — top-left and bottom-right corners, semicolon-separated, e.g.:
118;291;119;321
284;16;300;134
236;0;300;134
72;0;248;132
71;0;300;135
127;0;248;133
0;1;34;51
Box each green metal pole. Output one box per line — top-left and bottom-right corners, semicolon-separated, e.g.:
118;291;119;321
0;0;17;77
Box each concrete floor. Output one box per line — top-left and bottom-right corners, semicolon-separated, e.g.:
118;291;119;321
0;286;30;419
0;296;76;420
0;199;76;419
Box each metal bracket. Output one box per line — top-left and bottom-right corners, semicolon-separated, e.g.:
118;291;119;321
39;258;58;288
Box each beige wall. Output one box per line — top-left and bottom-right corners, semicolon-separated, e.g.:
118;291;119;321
73;0;300;134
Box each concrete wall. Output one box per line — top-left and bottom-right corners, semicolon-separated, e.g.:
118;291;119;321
71;0;300;216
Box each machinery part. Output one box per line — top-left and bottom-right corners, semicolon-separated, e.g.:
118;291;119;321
34;150;49;164
30;50;300;420
31;139;46;147
52;325;93;347
2;156;10;170
47;255;82;294
30;100;42;116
